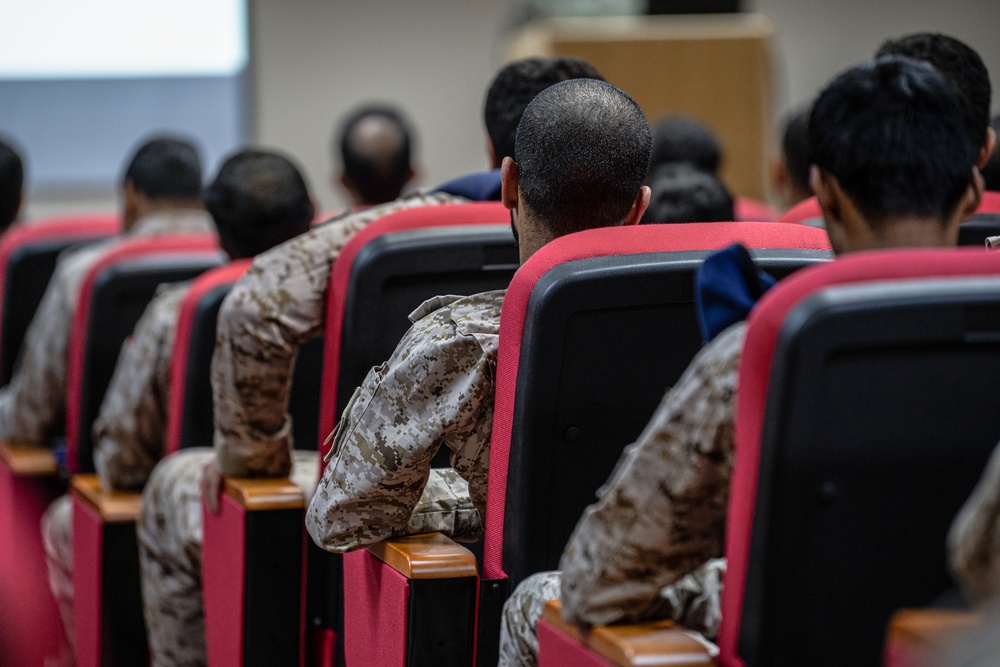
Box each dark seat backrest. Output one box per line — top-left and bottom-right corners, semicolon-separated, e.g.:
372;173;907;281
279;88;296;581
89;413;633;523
958;212;1000;246
0;215;119;386
720;248;1000;667
66;236;224;473
483;222;832;591
165;261;325;454
318;201;514;456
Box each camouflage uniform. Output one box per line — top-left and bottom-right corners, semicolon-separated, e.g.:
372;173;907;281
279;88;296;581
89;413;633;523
0;210;213;444
950;438;1000;604
306;291;504;552
138;448;319;667
497;322;745;667
39;283;190;650
136;193;463;665
211;191;462;478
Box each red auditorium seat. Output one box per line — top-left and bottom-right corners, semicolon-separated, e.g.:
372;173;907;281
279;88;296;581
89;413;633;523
200;201;517;667
734;197;778;222
0;214;120;387
67;236;223;667
537;248;1000;667
342;222;831;667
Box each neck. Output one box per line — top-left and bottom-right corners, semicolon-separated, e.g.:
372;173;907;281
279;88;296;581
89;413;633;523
870;216;956;250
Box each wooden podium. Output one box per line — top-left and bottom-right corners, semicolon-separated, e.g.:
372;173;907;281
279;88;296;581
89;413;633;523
505;13;774;200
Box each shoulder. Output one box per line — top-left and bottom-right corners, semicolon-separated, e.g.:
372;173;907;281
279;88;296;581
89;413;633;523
408;290;505;339
142;281;191;329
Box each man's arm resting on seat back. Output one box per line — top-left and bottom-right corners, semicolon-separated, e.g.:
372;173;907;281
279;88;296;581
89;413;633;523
949;438;1000;604
559;323;745;628
0;245;97;443
305;293;499;553
211;192;462;478
93;283;187;492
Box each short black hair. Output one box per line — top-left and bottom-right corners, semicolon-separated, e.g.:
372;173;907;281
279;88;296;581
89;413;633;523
204;149;314;259
810;56;975;228
122;136;202;202
649;115;722;174
876;33;992;155
485;57;605;164
337;105;414;205
0;136;24;231
642;163;734;224
982;114;1000;191
515;78;651;237
780;105;812;196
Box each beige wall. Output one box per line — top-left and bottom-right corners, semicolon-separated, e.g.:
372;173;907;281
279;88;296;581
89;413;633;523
248;0;516;214
27;0;1000;217
750;0;1000;119
249;0;1000;213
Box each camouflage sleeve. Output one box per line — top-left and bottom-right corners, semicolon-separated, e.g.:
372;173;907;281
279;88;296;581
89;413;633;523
0;246;98;444
559;323;745;627
305;307;494;553
949;437;1000;604
211;192;462;478
93;283;187;492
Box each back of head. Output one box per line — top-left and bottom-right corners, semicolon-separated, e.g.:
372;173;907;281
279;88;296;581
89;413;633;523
122;136;203;202
810;56;975;228
780;105;812;198
0;137;24;231
485;57;605;165
649;115;722;174
515;78;651;237
337;105;415;205
642;163;734;224
983;114;1000;191
204;149;314;259
876;33;992;156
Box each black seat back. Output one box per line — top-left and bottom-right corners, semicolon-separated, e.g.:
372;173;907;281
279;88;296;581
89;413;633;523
70;248;224;473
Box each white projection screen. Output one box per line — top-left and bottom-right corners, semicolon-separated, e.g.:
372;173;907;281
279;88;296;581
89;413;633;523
0;0;248;192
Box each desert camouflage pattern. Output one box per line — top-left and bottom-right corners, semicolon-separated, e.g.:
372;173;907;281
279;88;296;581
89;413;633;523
138;447;319;667
498;561;724;667
211;192;464;479
306;291;503;553
950;437;1000;603
40;494;75;653
557;323;744;626
0;209;213;444
92;282;188;492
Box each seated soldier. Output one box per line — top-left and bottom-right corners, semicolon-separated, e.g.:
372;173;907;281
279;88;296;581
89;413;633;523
305;78;652;550
136;56;604;667
640;162;734;224
39;149;314;658
770;105;812;211
0;137;211;448
497;55;985;667
335;104;418;207
876;33;995;179
0;135;24;233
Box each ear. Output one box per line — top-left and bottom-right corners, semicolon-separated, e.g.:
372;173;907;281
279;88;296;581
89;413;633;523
500;157;519;211
955;167;985;222
977;127;997;170
623;185;651;226
307;196;318;223
487;139;500;170
405;164;419;187
809;166;840;225
122;180;140;230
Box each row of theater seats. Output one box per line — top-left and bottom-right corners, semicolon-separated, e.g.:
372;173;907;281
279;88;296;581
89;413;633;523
1;197;1000;666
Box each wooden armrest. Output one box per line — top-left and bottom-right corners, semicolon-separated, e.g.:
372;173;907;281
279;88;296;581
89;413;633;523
0;440;59;476
542;599;715;667
364;532;478;579
887;608;981;653
70;474;142;523
223;477;304;511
